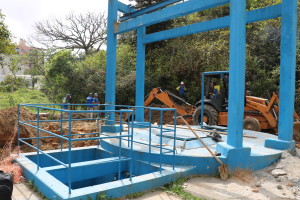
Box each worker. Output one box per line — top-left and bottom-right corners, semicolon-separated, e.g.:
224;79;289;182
62;94;71;109
93;93;99;118
209;82;220;99
176;81;186;100
86;93;94;119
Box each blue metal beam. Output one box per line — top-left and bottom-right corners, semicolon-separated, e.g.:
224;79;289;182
118;1;135;14
105;0;118;124
144;16;229;44
227;0;246;148
120;0;183;22
278;0;298;141
116;0;230;34
135;27;146;122
246;4;281;23
143;4;281;44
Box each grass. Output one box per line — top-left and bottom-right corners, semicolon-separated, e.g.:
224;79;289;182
124;192;144;199
161;177;205;200
0;89;51;110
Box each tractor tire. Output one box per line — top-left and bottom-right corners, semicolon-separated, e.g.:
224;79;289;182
193;105;218;125
243;117;261;132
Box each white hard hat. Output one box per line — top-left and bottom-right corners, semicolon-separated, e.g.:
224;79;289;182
181;81;184;84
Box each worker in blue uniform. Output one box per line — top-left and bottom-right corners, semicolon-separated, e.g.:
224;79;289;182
62;94;71;109
93;93;99;118
176;81;186;100
86;93;94;119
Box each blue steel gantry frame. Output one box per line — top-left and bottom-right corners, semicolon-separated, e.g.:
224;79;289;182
105;0;298;152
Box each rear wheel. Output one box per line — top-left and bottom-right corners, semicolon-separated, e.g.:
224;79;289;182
193;105;218;125
243;117;261;131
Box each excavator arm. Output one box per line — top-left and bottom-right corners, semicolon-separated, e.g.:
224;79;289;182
144;88;195;116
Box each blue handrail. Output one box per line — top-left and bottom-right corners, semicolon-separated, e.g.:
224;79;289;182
18;104;177;195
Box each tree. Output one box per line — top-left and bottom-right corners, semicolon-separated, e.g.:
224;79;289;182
33;12;107;55
23;49;46;89
0;75;29;92
121;0;283;104
0;10;15;57
42;50;76;102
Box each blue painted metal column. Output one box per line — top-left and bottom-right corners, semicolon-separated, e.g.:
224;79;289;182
278;0;297;141
105;0;118;125
135;27;146;123
265;0;298;150
227;0;246;148
217;0;251;171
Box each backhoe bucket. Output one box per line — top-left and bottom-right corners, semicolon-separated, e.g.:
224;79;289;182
293;121;300;142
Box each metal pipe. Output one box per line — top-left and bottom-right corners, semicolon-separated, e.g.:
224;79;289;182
130;115;134;181
17;105;21;152
37;107;40;170
67;112;72;194
173;111;177;170
149;109;152;166
118;112;123;180
60;111;63;151
159;110;163;174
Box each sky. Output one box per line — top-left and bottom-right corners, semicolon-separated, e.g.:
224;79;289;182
0;0;131;44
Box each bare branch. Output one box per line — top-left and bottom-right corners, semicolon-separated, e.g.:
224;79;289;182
31;12;107;54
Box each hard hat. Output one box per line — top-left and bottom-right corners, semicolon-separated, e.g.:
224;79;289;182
181;81;184;84
94;93;98;97
89;93;93;96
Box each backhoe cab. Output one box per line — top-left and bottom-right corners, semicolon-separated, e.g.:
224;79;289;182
193;71;229;127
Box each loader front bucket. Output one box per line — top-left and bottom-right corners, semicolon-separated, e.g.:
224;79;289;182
293;121;300;142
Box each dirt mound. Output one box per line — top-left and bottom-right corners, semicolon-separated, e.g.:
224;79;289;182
21;121;100;152
0;107;35;147
144;104;176;124
144;103;193;125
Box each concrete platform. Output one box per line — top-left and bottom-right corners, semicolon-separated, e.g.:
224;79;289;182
101;125;282;175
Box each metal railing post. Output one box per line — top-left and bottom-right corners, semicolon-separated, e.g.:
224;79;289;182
149;109;152;167
118;112;123;180
60;110;63;151
159;110;163;174
130;110;134;181
67;111;72;194
37;107;40;170
17;104;21;152
173;111;177;170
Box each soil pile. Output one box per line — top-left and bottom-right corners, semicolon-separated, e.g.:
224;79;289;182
144;104;175;124
144;103;193;125
28;121;99;152
0;107;35;147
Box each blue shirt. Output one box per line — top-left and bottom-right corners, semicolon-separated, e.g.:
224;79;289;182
179;85;185;95
86;96;94;108
93;97;99;104
62;97;69;109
